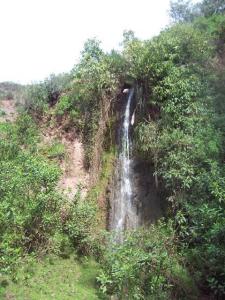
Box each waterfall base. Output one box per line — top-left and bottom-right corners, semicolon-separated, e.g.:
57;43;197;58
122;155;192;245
109;158;162;231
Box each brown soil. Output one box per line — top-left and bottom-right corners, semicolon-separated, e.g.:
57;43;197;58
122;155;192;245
58;137;90;200
41;126;89;200
0;99;17;122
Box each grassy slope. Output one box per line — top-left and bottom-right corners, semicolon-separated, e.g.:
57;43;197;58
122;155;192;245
1;256;101;300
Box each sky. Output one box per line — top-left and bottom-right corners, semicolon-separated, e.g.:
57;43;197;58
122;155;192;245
0;0;172;84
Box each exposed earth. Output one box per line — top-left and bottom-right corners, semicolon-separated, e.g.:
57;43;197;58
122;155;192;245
41;124;89;200
0;99;17;122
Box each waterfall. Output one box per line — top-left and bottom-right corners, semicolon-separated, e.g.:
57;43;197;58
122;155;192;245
110;88;138;233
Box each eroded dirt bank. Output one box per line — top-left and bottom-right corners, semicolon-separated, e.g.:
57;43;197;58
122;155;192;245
41;125;89;200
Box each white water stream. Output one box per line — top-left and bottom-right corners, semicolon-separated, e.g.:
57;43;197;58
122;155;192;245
111;88;138;232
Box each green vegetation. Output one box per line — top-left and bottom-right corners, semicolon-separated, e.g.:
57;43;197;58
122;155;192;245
170;0;225;22
0;0;224;299
0;82;24;101
1;256;100;300
0;115;61;275
98;223;197;299
0;113;98;279
130;13;225;298
87;150;116;229
0;109;6;117
61;188;99;256
40;139;66;160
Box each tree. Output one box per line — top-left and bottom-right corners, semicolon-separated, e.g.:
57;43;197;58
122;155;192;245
170;0;195;22
201;0;225;16
170;0;225;23
122;30;137;45
81;38;104;62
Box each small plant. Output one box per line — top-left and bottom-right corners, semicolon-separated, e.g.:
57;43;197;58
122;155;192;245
46;140;65;160
54;95;71;116
0;109;6;117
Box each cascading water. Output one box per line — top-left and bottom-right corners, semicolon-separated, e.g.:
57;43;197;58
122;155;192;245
110;88;138;233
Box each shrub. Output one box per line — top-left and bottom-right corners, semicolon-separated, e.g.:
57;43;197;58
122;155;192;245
0;154;61;274
61;189;98;256
54;95;71;116
98;222;196;300
0;113;62;275
183;201;225;297
25;83;49;115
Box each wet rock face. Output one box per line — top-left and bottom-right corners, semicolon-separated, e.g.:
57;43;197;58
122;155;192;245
131;159;162;225
108;157;162;229
107;159;120;230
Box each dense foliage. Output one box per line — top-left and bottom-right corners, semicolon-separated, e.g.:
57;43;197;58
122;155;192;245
130;13;225;299
1;0;225;299
0;115;60;274
98;223;197;300
0;114;98;276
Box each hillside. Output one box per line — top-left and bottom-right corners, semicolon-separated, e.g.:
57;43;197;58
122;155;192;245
0;1;225;299
0;82;25;100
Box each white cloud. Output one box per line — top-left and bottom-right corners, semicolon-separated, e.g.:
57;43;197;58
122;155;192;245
0;0;170;83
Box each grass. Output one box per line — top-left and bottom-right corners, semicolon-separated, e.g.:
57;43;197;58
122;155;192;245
39;139;66;160
47;140;65;159
1;256;101;300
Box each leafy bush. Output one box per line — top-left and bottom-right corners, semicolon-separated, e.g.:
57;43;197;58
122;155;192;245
0;114;62;275
61;189;98;256
130;12;225;297
14;113;39;147
98;223;196;299
25;73;72;116
25;83;49;115
170;0;225;23
186;203;225;297
0;153;61;273
54;95;71;116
